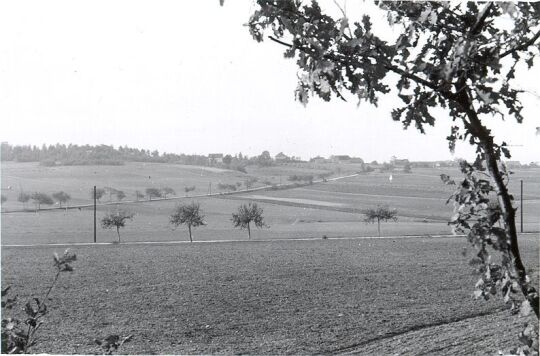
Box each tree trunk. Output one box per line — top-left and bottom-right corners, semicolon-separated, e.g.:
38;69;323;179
462;94;539;318
377;218;381;237
247;223;251;240
188;225;193;243
117;227;121;243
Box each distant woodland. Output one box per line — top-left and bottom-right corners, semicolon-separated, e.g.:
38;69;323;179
0;142;210;167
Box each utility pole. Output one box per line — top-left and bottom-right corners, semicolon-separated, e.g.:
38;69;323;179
520;179;524;233
94;185;97;243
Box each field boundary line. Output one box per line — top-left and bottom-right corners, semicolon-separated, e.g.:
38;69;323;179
5;232;537;248
1;234;470;248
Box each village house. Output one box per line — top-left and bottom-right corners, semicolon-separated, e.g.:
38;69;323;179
208;153;223;164
275;152;290;163
331;155;351;163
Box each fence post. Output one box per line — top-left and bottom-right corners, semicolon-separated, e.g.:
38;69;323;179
94;185;97;243
520;180;523;233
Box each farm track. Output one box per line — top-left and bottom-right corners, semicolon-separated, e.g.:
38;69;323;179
333;307;506;354
3;232;538;248
220;194;451;221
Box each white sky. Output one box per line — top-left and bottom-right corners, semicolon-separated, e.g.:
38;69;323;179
1;1;539;162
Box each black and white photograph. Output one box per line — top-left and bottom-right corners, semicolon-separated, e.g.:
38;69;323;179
1;1;539;354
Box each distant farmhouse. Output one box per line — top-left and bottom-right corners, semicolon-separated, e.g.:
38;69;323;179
275;152;290;163
331;155;351;163
208;153;223;164
310;156;328;164
390;157;410;167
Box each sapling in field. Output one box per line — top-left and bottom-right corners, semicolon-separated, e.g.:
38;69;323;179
101;210;134;242
52;191;71;208
1;249;76;354
161;187;175;198
363;206;398;237
232;202;267;239
17;192;30;210
30;192;54;211
145;188;162;201
115;190;126;201
90;188;105;203
134;190;145;201
170;202;206;242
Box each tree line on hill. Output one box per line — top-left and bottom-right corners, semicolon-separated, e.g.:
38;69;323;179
0;143;301;171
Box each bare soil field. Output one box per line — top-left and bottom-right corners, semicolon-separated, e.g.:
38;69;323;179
2;236;538;354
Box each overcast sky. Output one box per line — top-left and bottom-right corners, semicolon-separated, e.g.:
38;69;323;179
1;1;539;162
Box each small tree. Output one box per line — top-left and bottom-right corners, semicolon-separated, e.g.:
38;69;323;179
244;177;258;190
134;190;145;201
161;187;175;198
90;188;105;203
52;191;71;208
115;190;126;201
31;192;54;211
17;192;30;209
184;186;196;197
363;206;398;237
145;188;162;201
232;202;267;239
104;187;118;202
169;202;206;242
101;210;134;242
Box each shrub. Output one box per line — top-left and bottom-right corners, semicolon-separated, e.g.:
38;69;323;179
1;250;76;354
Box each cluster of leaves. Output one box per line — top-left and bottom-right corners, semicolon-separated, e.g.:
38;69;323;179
170;202;206;242
232;203;268;239
145;188;162;200
95;334;133;355
440;173;456;185
101;210;135;242
30;192;54;210
447;160;538;353
363;205;398;236
1;250;76;354
52;191;71;207
184;185;196;196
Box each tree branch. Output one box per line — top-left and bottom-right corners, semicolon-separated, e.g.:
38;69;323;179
469;2;494;36
500;29;540;59
268;36;451;100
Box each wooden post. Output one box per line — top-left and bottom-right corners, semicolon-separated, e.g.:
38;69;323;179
94;185;97;243
520;180;523;233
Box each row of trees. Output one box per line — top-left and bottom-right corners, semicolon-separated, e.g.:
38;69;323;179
101;202;398;243
0;143;292;169
102;202;267;242
6;191;72;211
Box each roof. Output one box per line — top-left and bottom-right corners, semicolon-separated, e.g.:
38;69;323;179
208;153;223;158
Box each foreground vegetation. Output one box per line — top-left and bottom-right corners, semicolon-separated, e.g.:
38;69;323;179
2;237;538;354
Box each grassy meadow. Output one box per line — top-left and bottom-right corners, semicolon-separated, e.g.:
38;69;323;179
1;162;539;245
